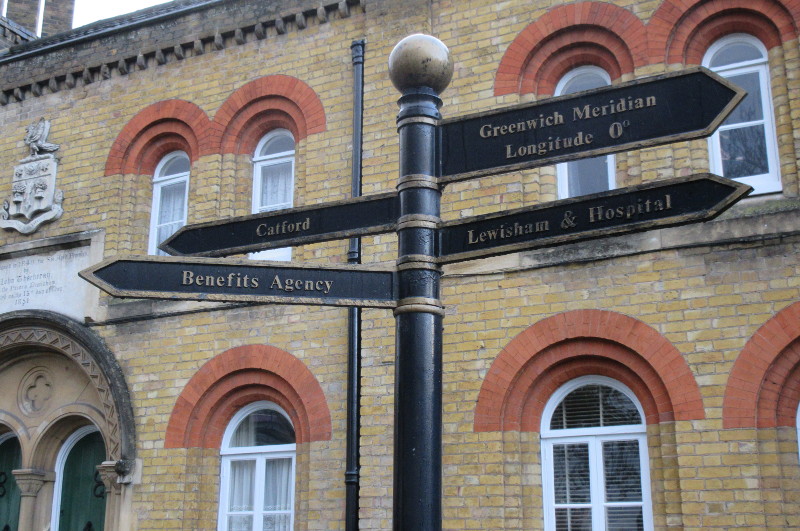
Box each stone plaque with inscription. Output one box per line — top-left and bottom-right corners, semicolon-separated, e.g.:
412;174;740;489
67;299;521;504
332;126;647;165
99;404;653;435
0;245;94;320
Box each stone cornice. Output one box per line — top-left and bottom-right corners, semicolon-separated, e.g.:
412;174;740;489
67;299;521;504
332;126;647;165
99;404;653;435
0;0;365;106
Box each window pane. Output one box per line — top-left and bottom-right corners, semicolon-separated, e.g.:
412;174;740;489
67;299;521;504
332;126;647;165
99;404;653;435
260;136;295;157
720;125;769;178
557;68;612;198
553;443;590;504
601;388;642;426
603;440;643;502
158;181;186;224
555;507;592;531
552;386;600;429
709;42;763;68
263;458;293;512
567;156;609;196
263;513;291;531
228;515;254;531
159;154;190;177
606;507;644;531
723;72;763;124
259;162;293;211
228;460;255;512
551;385;641;429
232;409;295;447
562;71;607;94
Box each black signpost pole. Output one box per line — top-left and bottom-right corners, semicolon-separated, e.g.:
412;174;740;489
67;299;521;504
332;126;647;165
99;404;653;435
388;35;452;531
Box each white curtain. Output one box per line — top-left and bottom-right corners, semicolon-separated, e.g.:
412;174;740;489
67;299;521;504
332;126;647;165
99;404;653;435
228;460;255;531
260;162;293;211
232;415;255;447
263;458;292;531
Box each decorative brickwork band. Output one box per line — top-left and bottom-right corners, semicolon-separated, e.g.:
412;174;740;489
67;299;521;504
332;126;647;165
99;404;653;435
494;2;646;96
495;0;799;97
214;75;327;154
164;344;332;448
474;309;705;432
723;301;800;429
105;75;326;175
104;99;212;175
652;0;796;64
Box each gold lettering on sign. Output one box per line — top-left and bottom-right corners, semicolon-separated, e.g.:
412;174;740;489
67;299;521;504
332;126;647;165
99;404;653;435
256;217;311;238
270;275;333;295
479;111;565;138
588;194;672;223
181;270;260;288
467;220;550;246
505;132;593;160
572;96;657;121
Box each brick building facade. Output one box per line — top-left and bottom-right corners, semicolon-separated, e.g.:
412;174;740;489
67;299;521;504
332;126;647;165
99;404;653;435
0;0;800;529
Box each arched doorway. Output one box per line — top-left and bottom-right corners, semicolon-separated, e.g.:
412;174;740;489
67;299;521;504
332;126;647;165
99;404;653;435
52;426;107;531
0;310;136;530
0;434;21;531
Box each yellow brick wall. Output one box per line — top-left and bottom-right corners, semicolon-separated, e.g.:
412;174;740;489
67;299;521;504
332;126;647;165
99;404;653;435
2;0;800;529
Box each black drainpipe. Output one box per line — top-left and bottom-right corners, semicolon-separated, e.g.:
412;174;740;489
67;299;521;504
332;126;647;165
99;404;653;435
345;38;365;531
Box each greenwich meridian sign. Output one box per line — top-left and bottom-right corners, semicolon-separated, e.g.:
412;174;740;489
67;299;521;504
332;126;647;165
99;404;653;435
438;174;751;263
80;256;397;308
438;67;744;183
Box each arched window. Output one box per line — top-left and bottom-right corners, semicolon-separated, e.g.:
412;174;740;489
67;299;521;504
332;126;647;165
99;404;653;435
541;376;653;531
50;425;107;531
148;151;190;255
218;401;296;531
555;67;615;198
704;34;781;195
251;130;295;261
0;433;21;531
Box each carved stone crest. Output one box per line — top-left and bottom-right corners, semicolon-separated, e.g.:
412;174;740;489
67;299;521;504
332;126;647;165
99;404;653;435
1;118;64;234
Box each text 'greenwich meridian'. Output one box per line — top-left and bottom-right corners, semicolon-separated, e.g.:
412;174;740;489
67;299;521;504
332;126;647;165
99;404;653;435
476;95;658;161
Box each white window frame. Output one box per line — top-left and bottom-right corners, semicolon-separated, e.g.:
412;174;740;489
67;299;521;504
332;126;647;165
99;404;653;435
250;130;295;262
50;425;100;531
541;376;653;531
218;401;296;531
704;34;781;195
796;405;800;465
555;66;615;198
148;151;190;255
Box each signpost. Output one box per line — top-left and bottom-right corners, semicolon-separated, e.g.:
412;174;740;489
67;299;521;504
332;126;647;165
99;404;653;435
160;192;399;257
80;256;397;308
80;34;752;531
438;67;744;183
438;173;751;263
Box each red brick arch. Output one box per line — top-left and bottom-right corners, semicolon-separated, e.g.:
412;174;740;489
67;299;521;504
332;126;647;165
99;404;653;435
165;344;332;448
723;302;800;429
650;0;796;65
213;74;327;155
104;99;213;175
494;2;647;96
474;310;704;433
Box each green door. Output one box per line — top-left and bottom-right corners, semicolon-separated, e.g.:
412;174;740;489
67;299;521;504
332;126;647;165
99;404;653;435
0;436;21;531
58;430;106;531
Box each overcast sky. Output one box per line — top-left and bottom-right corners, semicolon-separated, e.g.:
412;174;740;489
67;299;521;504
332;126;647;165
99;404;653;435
72;0;170;28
